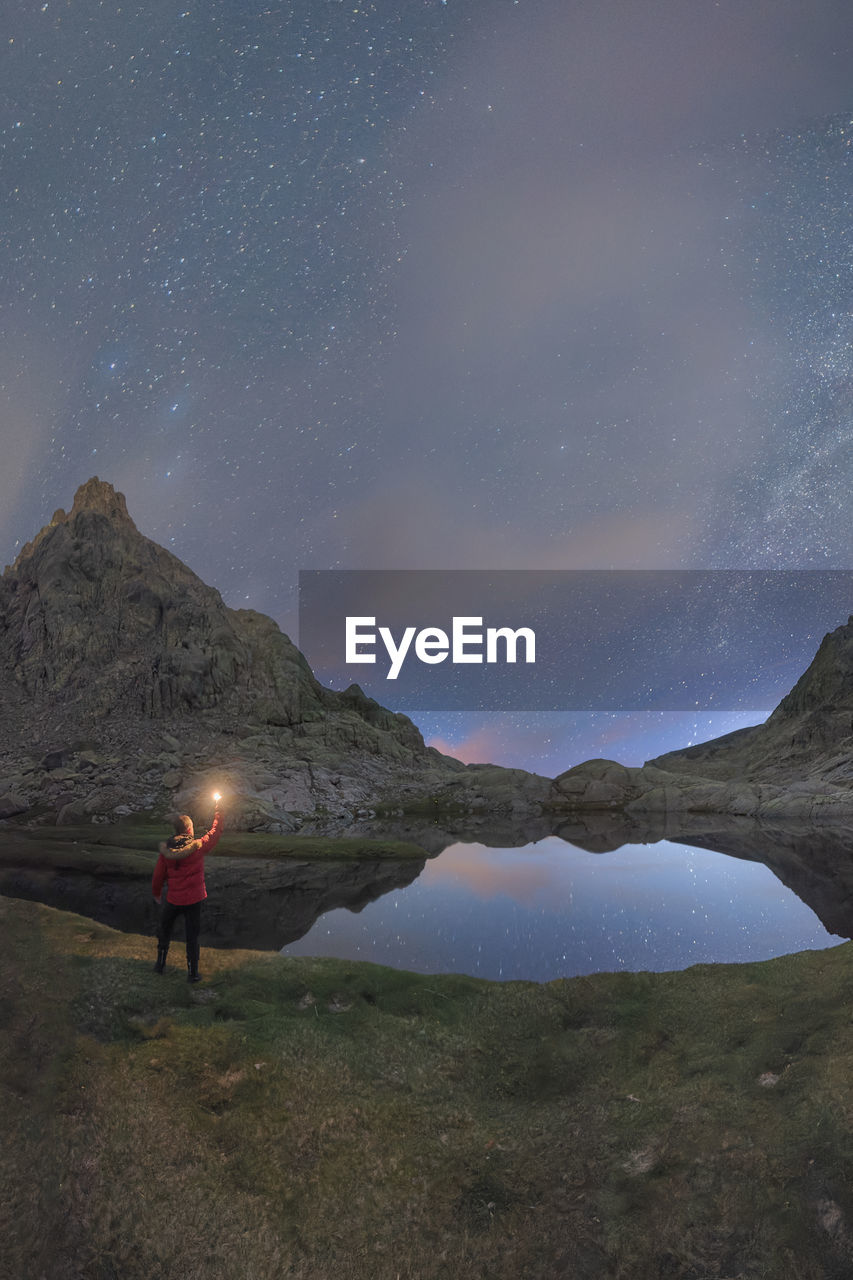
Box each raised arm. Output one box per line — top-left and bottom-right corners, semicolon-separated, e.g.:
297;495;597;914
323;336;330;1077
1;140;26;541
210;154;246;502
197;807;223;855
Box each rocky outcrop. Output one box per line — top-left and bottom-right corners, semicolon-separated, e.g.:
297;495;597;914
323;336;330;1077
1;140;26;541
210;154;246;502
0;479;550;828
549;759;647;809
548;758;853;820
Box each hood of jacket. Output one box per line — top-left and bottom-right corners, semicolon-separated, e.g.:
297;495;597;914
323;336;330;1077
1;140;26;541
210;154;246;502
159;833;202;861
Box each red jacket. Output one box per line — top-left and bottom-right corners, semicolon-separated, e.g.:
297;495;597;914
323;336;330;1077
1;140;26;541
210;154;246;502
152;811;222;906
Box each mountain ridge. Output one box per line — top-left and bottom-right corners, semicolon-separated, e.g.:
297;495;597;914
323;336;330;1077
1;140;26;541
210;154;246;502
0;478;548;828
550;613;853;819
1;477;852;828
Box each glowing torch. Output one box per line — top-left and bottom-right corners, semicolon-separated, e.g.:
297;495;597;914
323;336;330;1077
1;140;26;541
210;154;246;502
212;791;222;804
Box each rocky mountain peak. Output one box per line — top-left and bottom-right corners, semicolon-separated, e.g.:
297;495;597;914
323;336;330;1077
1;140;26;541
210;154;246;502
67;476;137;527
768;615;853;723
0;478;331;727
7;476;136;575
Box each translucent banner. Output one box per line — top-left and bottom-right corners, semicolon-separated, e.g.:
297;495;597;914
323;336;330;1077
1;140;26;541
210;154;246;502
298;570;853;711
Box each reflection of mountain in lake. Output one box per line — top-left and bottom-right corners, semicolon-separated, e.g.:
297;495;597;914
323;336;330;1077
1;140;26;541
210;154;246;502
331;812;558;856
551;811;853;940
665;820;853;941
343;811;853;942
0;851;424;950
4;812;853;957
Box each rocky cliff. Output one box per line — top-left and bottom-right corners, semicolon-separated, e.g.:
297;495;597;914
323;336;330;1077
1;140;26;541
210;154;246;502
0;478;550;828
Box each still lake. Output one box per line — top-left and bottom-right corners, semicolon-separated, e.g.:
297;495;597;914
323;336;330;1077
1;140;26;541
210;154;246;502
279;837;842;982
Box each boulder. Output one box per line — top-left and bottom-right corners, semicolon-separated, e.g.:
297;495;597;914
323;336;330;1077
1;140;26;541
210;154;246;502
42;750;71;771
57;800;88;825
550;759;645;809
0;793;29;819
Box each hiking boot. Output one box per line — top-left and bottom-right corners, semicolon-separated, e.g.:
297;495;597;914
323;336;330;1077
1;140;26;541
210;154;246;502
187;944;202;983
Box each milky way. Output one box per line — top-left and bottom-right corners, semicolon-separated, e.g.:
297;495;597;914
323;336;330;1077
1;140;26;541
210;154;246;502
3;1;853;771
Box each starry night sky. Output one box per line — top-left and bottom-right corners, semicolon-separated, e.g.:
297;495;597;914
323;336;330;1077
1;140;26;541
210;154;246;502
3;0;853;773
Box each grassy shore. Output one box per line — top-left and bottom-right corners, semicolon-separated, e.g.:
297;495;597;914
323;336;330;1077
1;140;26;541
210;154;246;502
0;821;427;871
3;895;853;1279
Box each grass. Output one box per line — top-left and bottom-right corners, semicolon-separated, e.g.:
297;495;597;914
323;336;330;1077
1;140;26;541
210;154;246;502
3;894;853;1278
3;821;427;867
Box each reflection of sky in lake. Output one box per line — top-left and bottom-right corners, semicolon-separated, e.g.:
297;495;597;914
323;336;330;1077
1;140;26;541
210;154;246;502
279;838;841;981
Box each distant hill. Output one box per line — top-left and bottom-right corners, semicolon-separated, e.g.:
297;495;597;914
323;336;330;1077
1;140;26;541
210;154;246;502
550;615;853;819
650;615;853;785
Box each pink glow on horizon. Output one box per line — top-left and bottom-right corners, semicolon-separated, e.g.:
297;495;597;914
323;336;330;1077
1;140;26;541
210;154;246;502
427;727;508;766
420;841;570;905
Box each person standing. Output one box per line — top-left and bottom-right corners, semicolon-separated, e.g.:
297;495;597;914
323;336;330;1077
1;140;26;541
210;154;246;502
152;793;222;982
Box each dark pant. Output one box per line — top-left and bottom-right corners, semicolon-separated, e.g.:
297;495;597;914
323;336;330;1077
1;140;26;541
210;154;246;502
158;900;202;959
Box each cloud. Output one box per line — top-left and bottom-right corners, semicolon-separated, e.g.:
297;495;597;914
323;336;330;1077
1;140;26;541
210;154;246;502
0;336;78;566
324;476;696;569
365;0;853;570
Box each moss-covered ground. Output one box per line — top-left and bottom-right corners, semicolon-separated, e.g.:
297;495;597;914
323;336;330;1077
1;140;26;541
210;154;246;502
3;894;853;1278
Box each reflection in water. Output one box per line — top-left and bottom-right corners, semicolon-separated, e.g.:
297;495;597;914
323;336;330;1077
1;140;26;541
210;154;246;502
3;815;853;979
280;836;842;981
0;852;424;950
